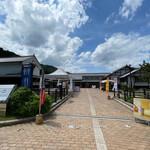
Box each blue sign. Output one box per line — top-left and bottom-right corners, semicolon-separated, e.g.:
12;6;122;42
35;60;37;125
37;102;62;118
22;66;32;87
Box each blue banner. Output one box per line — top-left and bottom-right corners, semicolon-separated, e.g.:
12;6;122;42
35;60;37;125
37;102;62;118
22;66;32;87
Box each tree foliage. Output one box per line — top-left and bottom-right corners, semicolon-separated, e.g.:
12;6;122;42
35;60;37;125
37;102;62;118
41;64;57;74
139;61;150;87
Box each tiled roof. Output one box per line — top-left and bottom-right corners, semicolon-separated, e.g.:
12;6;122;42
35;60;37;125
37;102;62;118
0;56;31;63
120;69;139;78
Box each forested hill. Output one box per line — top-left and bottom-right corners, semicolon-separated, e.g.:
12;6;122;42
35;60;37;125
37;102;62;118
0;47;20;57
0;47;57;74
41;64;57;74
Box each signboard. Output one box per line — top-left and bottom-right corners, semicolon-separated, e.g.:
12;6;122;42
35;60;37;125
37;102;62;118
106;77;109;93
134;98;150;121
0;85;15;117
22;66;32;87
0;85;15;102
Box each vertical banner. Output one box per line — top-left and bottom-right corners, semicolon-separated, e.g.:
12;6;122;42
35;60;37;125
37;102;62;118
40;74;45;107
57;79;60;87
106;77;109;93
66;81;68;88
70;79;73;91
22;66;32;87
113;78;118;91
63;82;66;88
40;89;45;107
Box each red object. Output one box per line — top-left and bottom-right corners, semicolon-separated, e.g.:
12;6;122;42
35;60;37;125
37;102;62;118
40;89;45;107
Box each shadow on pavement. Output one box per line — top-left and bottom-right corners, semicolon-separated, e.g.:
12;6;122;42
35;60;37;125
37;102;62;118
42;115;61;128
43;120;61;128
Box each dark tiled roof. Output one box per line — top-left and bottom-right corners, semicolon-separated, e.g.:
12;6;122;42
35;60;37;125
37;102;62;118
0;56;32;63
104;65;134;78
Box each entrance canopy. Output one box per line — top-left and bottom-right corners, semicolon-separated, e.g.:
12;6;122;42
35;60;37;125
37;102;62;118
45;68;70;80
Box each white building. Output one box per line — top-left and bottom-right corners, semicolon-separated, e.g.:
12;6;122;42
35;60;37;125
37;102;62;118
0;55;43;90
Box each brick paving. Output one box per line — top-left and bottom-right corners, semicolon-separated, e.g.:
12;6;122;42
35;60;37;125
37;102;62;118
56;90;91;116
0;117;96;150
99;120;150;150
0;88;150;150
88;89;134;119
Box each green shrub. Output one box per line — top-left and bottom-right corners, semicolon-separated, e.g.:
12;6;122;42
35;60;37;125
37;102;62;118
126;97;133;104
121;84;129;91
41;95;52;114
120;96;133;104
7;87;52;117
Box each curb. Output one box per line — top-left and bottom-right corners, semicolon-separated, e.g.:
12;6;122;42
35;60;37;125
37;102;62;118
0;96;69;127
114;97;133;111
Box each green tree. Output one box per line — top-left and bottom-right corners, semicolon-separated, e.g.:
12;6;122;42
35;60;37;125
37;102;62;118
139;61;150;88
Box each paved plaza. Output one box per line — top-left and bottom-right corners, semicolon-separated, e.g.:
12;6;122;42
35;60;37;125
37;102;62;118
0;89;150;150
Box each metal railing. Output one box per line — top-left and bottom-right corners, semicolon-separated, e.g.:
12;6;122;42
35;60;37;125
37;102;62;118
114;89;150;103
32;87;69;104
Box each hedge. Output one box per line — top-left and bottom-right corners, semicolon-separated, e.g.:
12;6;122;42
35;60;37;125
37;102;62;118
7;87;52;117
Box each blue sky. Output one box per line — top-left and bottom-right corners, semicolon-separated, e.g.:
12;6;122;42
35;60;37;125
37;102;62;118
0;0;150;73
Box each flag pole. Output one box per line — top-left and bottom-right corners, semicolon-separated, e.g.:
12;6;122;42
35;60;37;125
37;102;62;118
39;75;43;115
36;75;43;125
39;89;42;115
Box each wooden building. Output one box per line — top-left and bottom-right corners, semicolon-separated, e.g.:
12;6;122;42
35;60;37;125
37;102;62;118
71;73;109;88
0;55;43;90
103;65;136;88
120;69;149;89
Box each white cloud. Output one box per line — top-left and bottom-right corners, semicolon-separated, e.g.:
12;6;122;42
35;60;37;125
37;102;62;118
0;0;89;72
79;51;91;59
76;51;91;67
81;0;92;9
104;12;114;24
114;20;120;24
91;33;150;71
119;0;143;20
64;65;87;73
